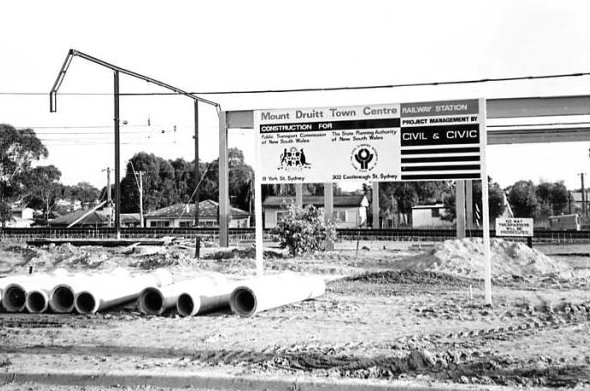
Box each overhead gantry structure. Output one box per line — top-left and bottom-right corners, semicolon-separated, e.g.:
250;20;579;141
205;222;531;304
50;49;219;237
217;94;590;245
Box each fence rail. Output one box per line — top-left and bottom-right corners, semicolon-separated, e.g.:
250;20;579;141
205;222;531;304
1;227;588;243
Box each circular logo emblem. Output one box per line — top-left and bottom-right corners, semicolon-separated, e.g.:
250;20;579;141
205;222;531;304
351;144;378;172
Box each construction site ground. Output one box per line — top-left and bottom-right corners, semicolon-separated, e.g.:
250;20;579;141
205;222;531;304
0;238;589;390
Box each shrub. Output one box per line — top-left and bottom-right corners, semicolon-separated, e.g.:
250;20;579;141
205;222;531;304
273;204;337;256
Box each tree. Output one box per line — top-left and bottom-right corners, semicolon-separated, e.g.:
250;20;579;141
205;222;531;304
536;181;568;216
68;182;101;207
273;204;337;256
508;180;538;217
0;124;48;226
379;182;417;225
23;165;62;221
227;149;254;211
119;148;255;215
443;179;506;222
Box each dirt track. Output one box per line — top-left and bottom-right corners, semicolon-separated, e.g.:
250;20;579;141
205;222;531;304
1;239;589;389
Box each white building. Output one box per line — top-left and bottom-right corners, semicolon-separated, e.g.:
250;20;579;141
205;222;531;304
6;207;35;227
262;194;368;228
411;204;452;228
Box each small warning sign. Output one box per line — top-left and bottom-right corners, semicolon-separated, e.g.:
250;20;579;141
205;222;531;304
495;218;534;237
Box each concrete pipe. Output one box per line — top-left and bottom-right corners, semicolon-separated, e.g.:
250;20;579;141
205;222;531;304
177;282;238;317
1;274;37;309
2;269;69;313
229;273;326;317
75;269;172;314
138;274;227;316
25;290;50;313
49;269;129;313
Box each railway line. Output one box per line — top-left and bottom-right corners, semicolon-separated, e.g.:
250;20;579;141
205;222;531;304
1;227;588;243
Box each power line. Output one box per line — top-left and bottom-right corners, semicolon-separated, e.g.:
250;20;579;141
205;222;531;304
1;71;589;96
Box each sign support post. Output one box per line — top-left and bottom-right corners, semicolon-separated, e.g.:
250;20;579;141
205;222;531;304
479;98;492;305
254;124;264;276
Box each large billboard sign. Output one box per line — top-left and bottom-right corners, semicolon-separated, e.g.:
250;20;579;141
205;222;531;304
255;99;485;183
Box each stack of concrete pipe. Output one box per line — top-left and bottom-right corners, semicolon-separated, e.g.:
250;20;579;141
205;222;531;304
1;269;69;313
0;268;171;314
138;273;230;316
74;269;172;314
1;271;325;317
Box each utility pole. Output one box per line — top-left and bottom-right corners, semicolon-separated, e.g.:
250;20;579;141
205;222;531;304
102;167;112;227
194;100;200;227
579;173;586;219
136;171;144;228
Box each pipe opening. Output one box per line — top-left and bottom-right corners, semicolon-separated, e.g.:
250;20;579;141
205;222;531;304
177;293;194;317
141;289;163;315
76;292;96;314
27;291;47;313
52;286;75;312
4;286;26;311
231;287;257;317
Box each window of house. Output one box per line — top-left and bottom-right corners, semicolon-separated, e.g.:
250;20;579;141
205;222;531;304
276;211;287;222
179;221;191;228
149;221;171;227
431;208;440;218
332;210;346;222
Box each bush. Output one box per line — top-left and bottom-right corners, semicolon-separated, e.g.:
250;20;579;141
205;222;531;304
273;204;337;256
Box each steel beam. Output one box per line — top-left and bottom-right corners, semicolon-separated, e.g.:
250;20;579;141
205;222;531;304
219;112;229;247
324;183;334;251
488;126;590;144
456;181;466;239
372;182;380;228
465;180;474;230
295;184;303;208
113;71;121;239
194;101;200;227
226;94;590;130
487;95;590;118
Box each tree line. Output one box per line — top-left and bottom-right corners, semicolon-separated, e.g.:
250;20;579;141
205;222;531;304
0;123;578;226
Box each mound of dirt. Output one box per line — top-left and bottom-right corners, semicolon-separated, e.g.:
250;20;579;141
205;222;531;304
394;238;574;280
348;270;474;287
202;246;285;260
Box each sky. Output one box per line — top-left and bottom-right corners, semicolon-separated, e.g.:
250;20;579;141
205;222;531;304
1;0;590;192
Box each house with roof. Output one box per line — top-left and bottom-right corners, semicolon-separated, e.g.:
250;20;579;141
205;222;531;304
262;194;368;228
5;206;35;228
48;209;140;228
144;199;251;228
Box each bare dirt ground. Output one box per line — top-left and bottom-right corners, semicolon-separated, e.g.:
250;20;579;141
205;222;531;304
0;238;589;390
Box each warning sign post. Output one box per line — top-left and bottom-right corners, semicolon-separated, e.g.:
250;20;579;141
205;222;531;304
496;218;534;237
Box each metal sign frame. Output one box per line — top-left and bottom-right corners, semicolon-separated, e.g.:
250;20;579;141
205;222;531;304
218;94;590;305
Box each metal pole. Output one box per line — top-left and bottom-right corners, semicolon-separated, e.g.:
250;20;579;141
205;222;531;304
465;180;474;231
324;183;334;251
456;180;466;238
372;181;380;228
138;171;144;228
106;167;112;227
218;111;229;247
254;117;264;275
113;71;121;239
579;172;586;217
295;184;303;208
480;98;492;306
194;100;200;227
